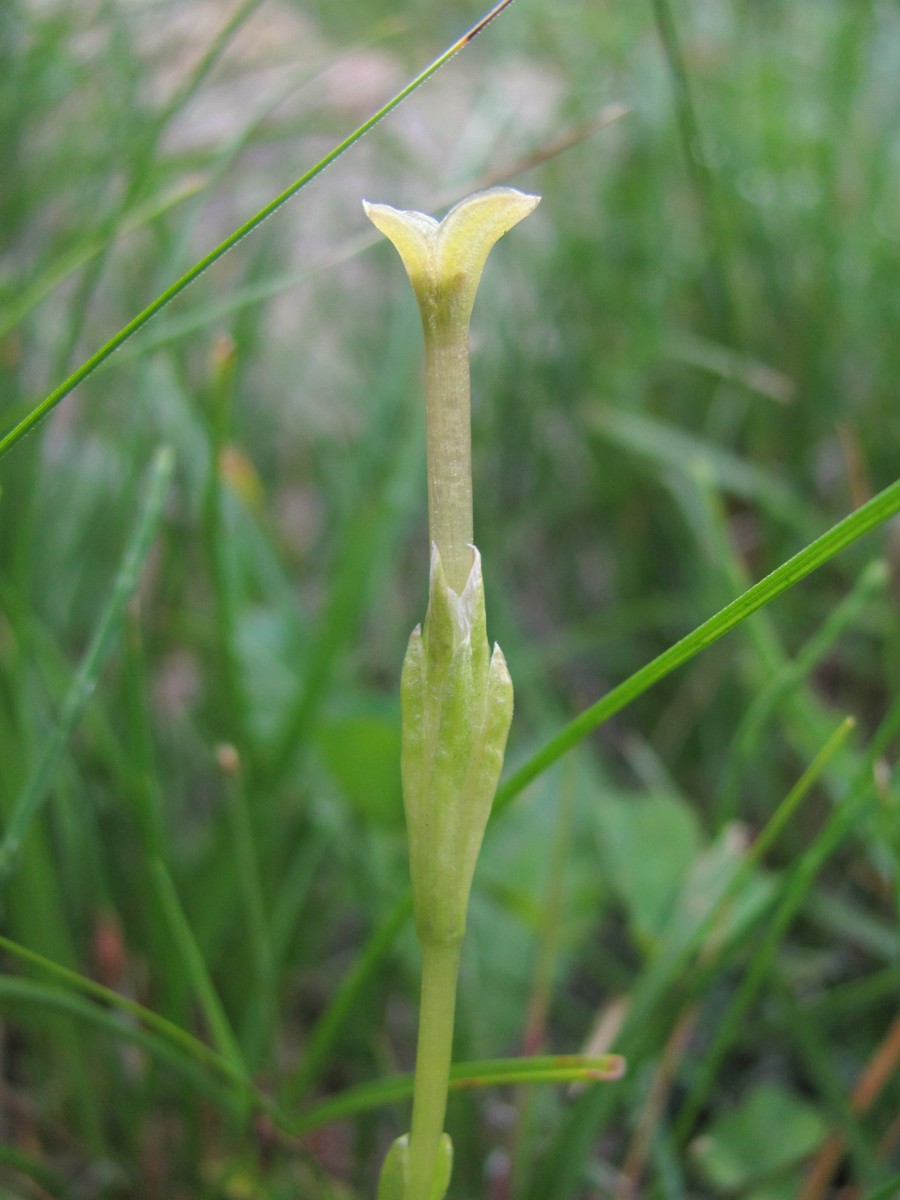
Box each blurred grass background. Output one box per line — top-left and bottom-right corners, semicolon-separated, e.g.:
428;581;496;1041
1;0;900;1196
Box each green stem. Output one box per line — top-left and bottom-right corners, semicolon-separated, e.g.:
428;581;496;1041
424;321;473;596
407;939;462;1200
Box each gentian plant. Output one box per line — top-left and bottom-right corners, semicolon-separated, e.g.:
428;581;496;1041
364;189;540;1200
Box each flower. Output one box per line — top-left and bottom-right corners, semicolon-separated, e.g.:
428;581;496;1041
368;186;539;1200
363;188;540;333
364;188;540;596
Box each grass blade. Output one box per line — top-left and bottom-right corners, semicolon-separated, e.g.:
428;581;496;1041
586;404;816;531
496;474;900;814
284;892;412;1104
289;1054;625;1135
526;700;900;1200
0;934;241;1082
0;1141;68;1197
718;558;887;817
150;858;247;1077
673;698;900;1138
0;179;208;342
0;0;517;462
0;976;252;1114
0;447;173;883
861;1175;900;1200
285;477;900;1094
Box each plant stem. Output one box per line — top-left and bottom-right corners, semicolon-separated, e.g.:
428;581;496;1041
424;320;473;596
407;938;463;1200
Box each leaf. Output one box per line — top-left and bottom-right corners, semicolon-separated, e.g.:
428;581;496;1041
150;860;247;1077
668;824;776;958
291;1055;625;1134
318;707;403;827
691;1082;827;1191
595;791;702;946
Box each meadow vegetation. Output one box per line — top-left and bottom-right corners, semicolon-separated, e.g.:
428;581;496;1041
1;0;899;1196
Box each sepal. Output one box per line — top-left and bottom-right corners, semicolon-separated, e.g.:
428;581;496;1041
401;544;513;944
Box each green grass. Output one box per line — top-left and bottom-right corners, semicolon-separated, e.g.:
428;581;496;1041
2;0;900;1196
